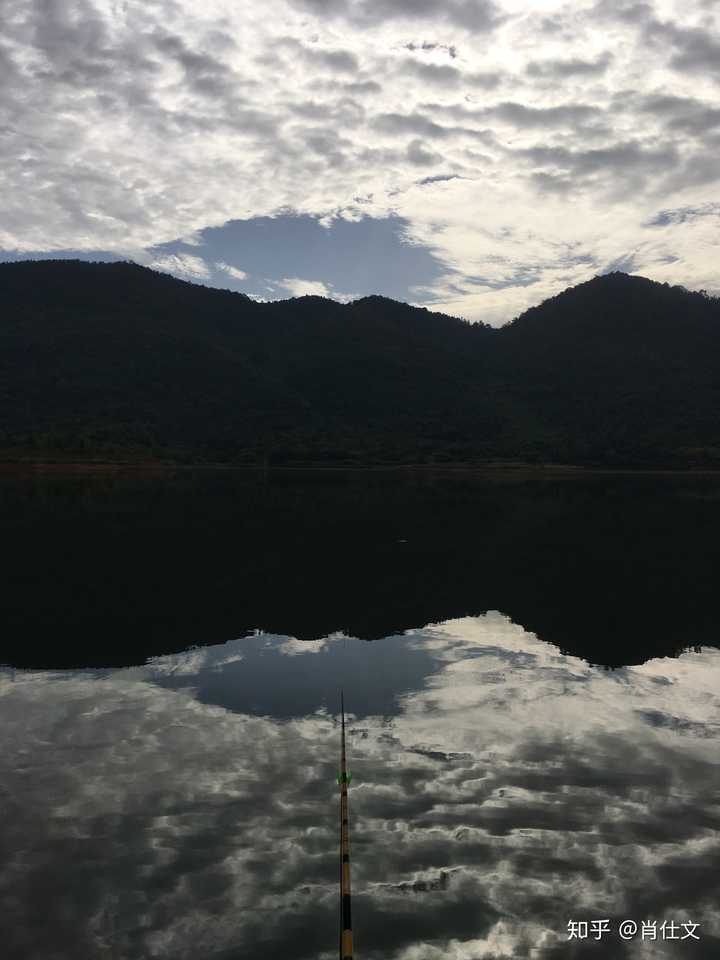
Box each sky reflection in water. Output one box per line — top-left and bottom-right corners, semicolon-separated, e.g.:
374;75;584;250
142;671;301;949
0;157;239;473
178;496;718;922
2;614;720;959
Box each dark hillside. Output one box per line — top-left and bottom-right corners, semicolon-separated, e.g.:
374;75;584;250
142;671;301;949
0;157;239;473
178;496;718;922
496;272;720;465
1;260;719;466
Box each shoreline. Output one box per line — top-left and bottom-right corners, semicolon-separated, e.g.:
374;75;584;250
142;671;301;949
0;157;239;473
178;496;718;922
3;459;720;477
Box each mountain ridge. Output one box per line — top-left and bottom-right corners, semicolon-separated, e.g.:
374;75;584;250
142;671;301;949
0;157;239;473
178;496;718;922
2;259;719;467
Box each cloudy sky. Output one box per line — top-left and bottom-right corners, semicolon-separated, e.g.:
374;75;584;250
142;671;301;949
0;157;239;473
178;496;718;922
1;0;719;323
2;616;720;958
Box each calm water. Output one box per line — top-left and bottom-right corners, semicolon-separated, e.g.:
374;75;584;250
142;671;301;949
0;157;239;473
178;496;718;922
2;470;720;958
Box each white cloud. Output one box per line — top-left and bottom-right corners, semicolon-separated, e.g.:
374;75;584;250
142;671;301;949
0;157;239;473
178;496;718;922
0;0;718;321
276;276;332;297
215;260;248;280
179;230;205;246
277;630;349;656
146;252;211;279
273;277;358;301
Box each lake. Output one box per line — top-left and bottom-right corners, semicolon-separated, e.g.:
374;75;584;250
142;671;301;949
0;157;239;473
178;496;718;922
1;469;720;958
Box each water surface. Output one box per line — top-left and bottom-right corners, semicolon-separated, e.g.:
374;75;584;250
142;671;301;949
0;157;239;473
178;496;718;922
2;470;720;958
2;615;719;959
2;468;720;668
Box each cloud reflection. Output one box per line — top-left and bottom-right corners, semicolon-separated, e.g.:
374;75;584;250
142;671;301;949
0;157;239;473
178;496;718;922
1;614;719;959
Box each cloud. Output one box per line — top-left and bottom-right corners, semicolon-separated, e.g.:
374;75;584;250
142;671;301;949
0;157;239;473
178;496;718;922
315;48;360;73
342;78;382;95
601;252;639;273
215;260;248;280
526;52;613;79
286;0;506;32
147;252;211;279
515;141;679;180
149;26;238;98
649;19;720;79
275;36;361;74
402;59;464;88
645;201;720;227
0;0;719;322
488;101;603;128
634;92;720;134
276;276;333;297
406;138;441;166
371;111;457;139
596;0;720;81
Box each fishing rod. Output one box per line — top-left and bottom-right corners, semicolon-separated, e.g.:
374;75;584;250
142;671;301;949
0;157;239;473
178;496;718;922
338;689;353;960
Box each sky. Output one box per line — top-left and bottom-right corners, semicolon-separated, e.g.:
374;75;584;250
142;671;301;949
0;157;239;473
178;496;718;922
1;0;719;324
2;614;720;958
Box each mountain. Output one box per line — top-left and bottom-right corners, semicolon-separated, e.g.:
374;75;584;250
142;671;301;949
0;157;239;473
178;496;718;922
1;259;719;467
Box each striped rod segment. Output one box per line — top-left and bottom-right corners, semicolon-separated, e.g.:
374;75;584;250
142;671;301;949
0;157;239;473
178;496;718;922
338;690;353;960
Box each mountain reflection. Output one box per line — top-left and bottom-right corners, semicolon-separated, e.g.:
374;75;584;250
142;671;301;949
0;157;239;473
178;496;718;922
2;614;719;959
3;470;720;669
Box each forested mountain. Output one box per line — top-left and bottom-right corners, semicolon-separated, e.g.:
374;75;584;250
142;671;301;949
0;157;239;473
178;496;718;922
2;259;719;466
